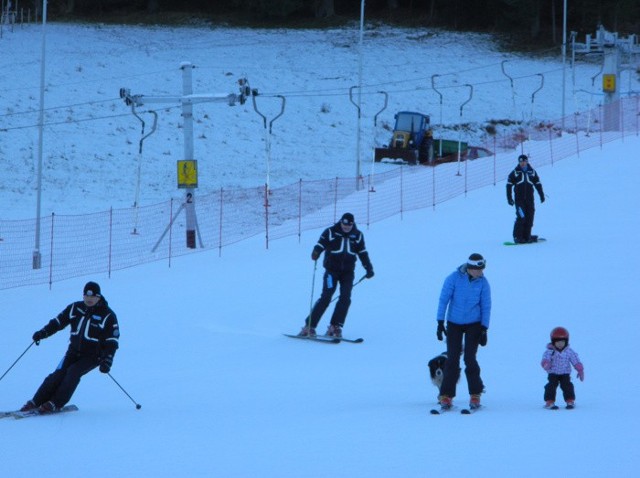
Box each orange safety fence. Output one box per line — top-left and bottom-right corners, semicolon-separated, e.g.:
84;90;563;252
1;96;638;290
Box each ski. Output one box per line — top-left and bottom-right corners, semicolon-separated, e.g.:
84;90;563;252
11;404;79;419
504;237;546;246
566;404;575;410
430;406;455;415
544;404;560;410
283;334;340;344
318;335;364;344
461;405;481;414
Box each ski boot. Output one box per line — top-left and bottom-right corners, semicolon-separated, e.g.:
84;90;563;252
298;326;317;337
327;324;342;338
438;395;453;411
20;400;37;412
38;401;58;414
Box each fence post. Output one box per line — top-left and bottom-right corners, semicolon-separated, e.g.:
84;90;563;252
297;179;302;243
264;183;269;250
108;208;113;278
168;198;173;267
548;128;554;166
400;165;404;220
366;176;371;228
620;98;625;142
333;177;338;222
218;189;223;257
48;213;54;290
599;104;603;149
574;114;580;157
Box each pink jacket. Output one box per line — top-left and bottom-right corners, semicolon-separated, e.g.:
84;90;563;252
541;343;584;376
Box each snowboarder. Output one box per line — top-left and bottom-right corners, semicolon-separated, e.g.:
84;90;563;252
435;253;491;410
506;154;545;244
19;281;119;414
298;212;374;338
541;326;584;409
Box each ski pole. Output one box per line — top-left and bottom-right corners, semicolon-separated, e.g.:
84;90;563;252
107;372;142;410
0;341;35;384
329;274;367;304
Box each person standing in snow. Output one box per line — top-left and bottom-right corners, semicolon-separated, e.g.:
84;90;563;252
506;154;545;244
541;326;584;409
20;281;119;414
435;253;491;410
298;212;374;338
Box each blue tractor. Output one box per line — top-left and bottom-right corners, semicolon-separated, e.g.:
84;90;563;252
374;111;434;164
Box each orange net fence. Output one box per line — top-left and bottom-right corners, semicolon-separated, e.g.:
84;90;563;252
1;97;638;290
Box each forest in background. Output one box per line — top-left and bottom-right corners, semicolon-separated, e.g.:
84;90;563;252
10;0;639;47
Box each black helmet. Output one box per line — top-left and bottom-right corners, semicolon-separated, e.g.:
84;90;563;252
550;326;569;343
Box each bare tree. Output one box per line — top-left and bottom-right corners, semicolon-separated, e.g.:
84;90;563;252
314;0;334;18
147;0;158;14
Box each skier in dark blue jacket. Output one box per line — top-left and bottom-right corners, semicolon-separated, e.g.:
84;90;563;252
20;281;119;414
506;154;545;243
299;213;374;338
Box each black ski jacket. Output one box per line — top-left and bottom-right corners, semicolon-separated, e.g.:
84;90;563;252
312;222;372;274
40;297;119;359
506;165;545;205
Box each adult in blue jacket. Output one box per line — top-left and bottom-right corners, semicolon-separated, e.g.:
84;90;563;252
435;253;491;410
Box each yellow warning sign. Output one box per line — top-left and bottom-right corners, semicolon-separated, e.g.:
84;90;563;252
602;74;616;93
177;160;198;189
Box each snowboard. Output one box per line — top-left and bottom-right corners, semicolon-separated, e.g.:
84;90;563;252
504;237;546;246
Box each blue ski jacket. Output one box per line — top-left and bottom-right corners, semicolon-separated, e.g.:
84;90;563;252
437;264;491;328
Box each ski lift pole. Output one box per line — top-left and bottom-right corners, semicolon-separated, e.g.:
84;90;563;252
431;75;444;156
130;106;158;234
369;91;388;192
349;86;364;190
586;64;604;135
530;74;544;121
456;84;473;176
252;93;285;194
501;60;516;112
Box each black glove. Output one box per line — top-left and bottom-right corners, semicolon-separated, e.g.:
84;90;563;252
99;355;113;374
365;266;374;279
479;327;488;347
32;329;47;345
311;249;320;261
539;194;545;203
508;198;514;206
436;321;447;341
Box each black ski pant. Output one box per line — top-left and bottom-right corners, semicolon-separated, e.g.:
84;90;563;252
32;350;98;408
544;374;575;402
440;322;484;399
307;269;354;329
512;200;535;242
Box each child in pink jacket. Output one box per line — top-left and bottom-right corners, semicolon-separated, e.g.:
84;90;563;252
541;326;584;409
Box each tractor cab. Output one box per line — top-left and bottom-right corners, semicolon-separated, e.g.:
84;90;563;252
375;111;433;164
392;112;431;148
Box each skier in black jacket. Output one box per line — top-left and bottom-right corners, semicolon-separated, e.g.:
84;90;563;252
506;154;545;243
299;213;374;338
20;281;119;413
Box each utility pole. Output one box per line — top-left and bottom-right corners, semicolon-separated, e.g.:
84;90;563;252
120;62;250;249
